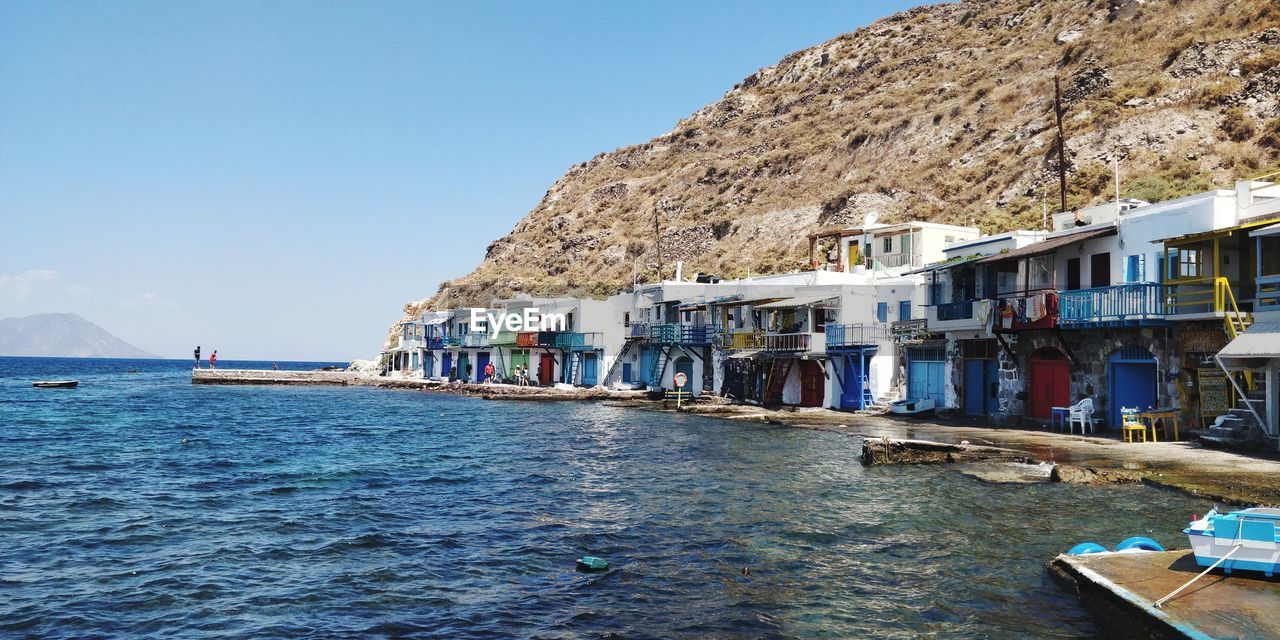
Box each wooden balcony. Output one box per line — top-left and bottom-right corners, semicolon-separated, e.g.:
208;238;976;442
723;331;764;350
537;331;602;349
1259;274;1280;310
515;332;539;348
1058;283;1167;327
763;332;813;353
649;323;720;345
825;323;889;350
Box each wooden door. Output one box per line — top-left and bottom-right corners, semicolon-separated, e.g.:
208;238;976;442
799;360;824;407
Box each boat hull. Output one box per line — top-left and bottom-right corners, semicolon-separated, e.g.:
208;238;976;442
1185;508;1280;576
32;381;79;388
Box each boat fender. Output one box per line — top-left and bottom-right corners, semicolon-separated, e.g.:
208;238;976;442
1067;542;1108;556
576;556;609;572
1115;536;1165;552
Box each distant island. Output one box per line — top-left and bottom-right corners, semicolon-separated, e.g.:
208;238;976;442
0;313;157;358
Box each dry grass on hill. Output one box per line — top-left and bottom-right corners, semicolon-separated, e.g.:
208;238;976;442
387;0;1280;344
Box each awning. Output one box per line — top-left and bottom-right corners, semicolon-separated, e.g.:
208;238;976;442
912;253;988;274
754;294;839;309
424;316;448;326
727;349;762;359
1250;222;1280;238
973;226;1116;265
1157;214;1280;245
1218;322;1280;360
711;296;787;308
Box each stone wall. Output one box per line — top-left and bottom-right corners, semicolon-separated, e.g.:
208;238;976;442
993;326;1183;427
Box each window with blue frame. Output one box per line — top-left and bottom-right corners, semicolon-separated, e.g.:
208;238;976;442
899;300;911;321
877;302;888;322
1125;254;1146;283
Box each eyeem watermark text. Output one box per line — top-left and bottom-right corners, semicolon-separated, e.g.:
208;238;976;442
469;308;566;334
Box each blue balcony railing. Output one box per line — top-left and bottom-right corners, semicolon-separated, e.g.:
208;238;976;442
648;324;719;345
628;322;650;338
538;331;601;349
1259;274;1280;310
461;334;489;347
424;336;444;350
1058;283;1168;326
649;324;680;344
825;323;889;349
936;301;974;321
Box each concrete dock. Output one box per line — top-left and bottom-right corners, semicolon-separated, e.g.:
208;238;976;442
1049;550;1280;639
190;369;647;401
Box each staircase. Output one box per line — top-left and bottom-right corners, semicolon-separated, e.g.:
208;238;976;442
1203;365;1270;449
762;359;794;405
1217;277;1253;339
565;352;581;385
648;348;670;388
602;336;642;385
861;373;876;409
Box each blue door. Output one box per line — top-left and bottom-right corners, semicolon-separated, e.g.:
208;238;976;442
963;359;999;416
441;353;453;380
476;352;490;382
639;347;654;386
622;362;632;384
582;353;598;385
907;347;945;406
674;356;694;391
838;348;877;410
899;300;912;321
1109;348;1157;427
424;352;435;378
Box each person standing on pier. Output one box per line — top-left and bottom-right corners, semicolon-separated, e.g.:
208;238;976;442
484;361;495;384
194;346;201;369
209;350;217;369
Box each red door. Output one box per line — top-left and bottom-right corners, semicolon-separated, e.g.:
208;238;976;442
799;360;824;407
539;353;556;386
1028;348;1070;419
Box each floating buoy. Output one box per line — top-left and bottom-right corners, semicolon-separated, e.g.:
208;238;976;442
1115;536;1165;552
576;556;609;572
1067;542;1108;556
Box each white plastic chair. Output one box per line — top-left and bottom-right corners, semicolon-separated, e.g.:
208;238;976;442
1067;398;1095;434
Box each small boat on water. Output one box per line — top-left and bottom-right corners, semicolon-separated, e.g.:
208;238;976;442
32;380;79;388
1185;507;1280;576
888;397;935;415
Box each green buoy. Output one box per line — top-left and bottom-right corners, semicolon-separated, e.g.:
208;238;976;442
576;556;609;572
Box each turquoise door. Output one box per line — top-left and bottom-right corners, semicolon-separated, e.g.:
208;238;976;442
907;347;945;406
582;353;598;385
674;356;694;391
639;347;653;386
458;354;470;382
424;352;435;378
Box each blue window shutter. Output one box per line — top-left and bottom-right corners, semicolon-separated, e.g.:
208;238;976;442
877;302;888;322
899;300;911;321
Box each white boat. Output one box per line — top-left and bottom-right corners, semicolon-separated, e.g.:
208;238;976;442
1185;507;1280;577
33;380;79;388
888;397;935;415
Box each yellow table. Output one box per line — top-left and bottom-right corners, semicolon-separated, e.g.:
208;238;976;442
1139;410;1180;442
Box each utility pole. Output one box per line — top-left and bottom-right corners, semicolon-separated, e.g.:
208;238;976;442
654;208;663;283
1054;75;1068;214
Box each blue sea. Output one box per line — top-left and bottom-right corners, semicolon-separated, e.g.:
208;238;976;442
0;356;1203;638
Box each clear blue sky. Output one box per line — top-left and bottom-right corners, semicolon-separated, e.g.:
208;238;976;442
0;0;917;361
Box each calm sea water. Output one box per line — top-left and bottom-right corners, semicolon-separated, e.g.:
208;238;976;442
0;357;1202;639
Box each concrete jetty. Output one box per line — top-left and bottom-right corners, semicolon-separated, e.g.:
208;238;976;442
191;369;647;401
1050;550;1280;639
859;437;1035;466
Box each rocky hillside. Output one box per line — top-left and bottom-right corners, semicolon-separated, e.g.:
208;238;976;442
402;0;1279;328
